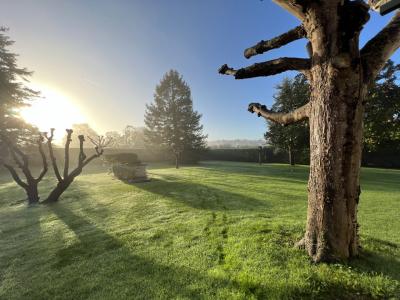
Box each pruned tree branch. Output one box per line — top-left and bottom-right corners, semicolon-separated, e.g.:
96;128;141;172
3;164;28;189
272;0;308;21
248;102;310;125
9;146;25;169
36;134;48;182
44;128;62;182
83;135;110;167
63;129;73;179
361;11;400;82
244;26;306;59
77;135;87;166
219;58;310;79
1;133;33;182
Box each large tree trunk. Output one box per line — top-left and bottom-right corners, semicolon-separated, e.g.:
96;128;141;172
301;3;368;262
220;0;400;262
304;56;366;262
44;180;73;203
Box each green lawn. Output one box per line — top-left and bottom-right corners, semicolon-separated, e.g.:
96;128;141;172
0;161;399;299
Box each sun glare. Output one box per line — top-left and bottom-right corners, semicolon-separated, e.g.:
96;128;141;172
20;84;87;143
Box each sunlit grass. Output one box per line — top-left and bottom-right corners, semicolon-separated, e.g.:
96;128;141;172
0;162;399;299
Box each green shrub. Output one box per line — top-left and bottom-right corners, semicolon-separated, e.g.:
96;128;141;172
104;153;141;166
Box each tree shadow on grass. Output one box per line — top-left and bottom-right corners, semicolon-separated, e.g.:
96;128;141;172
49;205;237;299
195;162;309;184
350;237;400;281
131;176;269;211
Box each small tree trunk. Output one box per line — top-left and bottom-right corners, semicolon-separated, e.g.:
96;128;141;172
25;182;39;205
288;145;293;166
174;152;180;169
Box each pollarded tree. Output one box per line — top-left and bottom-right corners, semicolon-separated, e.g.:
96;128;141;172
43;129;111;203
265;74;310;166
144;70;207;168
0;133;47;204
219;1;400;262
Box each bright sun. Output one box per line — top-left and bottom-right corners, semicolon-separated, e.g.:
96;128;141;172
20;84;87;143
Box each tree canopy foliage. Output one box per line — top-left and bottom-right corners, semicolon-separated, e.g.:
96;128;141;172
105;126;146;149
264;74;310;165
364;60;400;154
266;62;400;165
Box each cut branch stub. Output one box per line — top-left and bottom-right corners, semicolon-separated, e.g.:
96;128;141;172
244;25;306;59
44;128;62;182
218;64;237;76
248;102;310;125
272;0;308;21
219;58;311;79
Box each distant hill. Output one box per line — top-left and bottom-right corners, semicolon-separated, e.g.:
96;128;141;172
207;139;267;149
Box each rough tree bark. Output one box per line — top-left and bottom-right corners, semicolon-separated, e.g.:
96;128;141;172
219;1;400;262
0;134;48;204
43;129;110;203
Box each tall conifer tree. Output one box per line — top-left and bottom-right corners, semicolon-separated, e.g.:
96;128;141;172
0;28;38;143
144;70;206;168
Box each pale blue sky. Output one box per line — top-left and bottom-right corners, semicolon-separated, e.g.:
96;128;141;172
1;0;399;140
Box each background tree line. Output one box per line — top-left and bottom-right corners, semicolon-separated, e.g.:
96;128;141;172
263;61;400;168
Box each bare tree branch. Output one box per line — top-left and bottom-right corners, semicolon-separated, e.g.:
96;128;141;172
0;133;26;169
36;134;48;182
77;135;87;166
1;133;48;204
244;26;306;59
248;102;310;125
63;129;73;178
361;11;400;82
219;57;310;79
67;135;109;180
1;134;34;183
272;0;308;20
3;164;28;189
44;128;62;182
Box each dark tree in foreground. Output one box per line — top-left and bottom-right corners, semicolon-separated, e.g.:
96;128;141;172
0;133;47;204
43;129;111;203
144;70;207;168
219;1;400;262
0;28;39;149
265;74;310;166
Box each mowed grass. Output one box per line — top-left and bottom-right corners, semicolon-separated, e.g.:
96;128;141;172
0;161;399;299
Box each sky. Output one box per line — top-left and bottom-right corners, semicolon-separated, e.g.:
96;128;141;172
1;0;400;141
